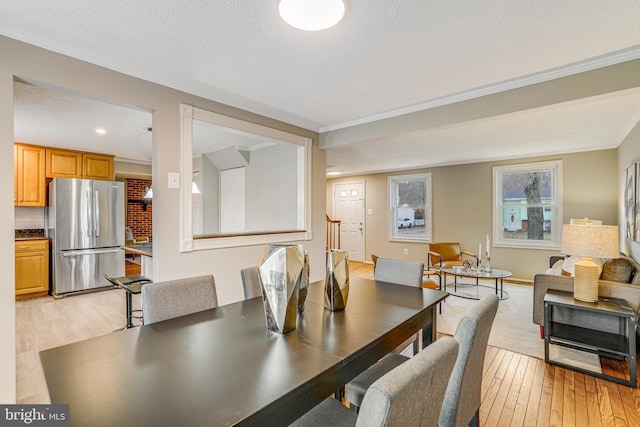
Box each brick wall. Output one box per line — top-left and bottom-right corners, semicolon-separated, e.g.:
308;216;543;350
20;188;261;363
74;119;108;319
126;178;152;241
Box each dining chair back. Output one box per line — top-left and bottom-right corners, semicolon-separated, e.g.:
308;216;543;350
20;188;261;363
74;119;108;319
374;258;424;287
373;257;426;356
141;274;218;324
346;294;499;419
291;336;458;427
438;293;499;427
241;266;262;299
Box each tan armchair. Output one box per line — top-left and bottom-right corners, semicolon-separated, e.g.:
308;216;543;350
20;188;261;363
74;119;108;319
428;242;479;269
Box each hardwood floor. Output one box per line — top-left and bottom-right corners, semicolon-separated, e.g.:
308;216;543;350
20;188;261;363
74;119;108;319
125;259;141;275
14;261;640;426
15;287;135;403
350;261;640;427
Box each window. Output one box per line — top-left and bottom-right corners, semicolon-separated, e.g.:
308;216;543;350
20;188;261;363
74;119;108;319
388;173;431;242
493;161;562;249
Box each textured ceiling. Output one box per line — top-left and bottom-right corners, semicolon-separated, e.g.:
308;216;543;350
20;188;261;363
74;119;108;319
4;1;640;174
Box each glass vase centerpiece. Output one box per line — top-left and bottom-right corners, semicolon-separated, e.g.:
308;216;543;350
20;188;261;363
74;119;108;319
258;244;306;333
324;249;349;311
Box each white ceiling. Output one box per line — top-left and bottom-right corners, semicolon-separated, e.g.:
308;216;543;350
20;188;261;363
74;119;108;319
4;1;640;175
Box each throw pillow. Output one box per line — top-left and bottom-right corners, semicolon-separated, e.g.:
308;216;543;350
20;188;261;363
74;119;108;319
547;259;564;275
561;256;578;277
601;258;634;283
560;256;602;277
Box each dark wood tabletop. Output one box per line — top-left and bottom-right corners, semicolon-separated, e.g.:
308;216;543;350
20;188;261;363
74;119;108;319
40;276;448;427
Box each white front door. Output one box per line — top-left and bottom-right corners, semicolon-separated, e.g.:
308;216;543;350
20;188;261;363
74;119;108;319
333;182;365;262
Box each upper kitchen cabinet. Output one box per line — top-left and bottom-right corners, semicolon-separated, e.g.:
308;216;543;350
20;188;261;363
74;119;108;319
82;152;114;181
14;143;46;207
46;148;114;181
46;148;83;178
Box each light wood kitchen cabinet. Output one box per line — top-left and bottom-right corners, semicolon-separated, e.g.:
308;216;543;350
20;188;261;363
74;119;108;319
14;143;46;206
46;148;83;178
82;152;114;180
15;239;49;299
46;147;114;180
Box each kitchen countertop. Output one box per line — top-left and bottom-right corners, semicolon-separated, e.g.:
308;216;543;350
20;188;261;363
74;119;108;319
15;229;47;240
123;242;152;257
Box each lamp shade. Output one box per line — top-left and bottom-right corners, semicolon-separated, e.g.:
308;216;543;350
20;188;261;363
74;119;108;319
561;224;619;259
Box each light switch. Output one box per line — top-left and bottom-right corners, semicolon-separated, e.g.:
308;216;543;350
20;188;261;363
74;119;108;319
168;172;181;189
367;209;373;215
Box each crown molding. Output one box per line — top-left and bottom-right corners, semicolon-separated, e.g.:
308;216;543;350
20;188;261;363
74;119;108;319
319;46;640;133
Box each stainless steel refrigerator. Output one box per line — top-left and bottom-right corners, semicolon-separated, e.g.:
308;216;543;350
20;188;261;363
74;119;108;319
48;178;125;296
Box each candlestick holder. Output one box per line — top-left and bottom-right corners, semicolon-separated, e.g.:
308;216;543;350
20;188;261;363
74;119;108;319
484;256;491;272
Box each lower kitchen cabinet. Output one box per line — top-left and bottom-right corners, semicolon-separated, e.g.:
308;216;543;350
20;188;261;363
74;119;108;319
15;239;50;299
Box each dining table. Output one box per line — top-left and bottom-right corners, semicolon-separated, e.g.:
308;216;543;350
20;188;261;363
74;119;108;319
40;276;448;426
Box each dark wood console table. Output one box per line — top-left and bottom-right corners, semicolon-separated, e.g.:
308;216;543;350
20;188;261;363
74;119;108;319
544;289;637;387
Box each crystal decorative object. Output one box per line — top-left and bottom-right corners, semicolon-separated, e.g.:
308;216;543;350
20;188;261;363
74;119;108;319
324;249;349;311
258;244;304;333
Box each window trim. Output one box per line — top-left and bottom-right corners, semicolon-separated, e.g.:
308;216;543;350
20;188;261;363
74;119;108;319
388;172;432;242
493;160;562;250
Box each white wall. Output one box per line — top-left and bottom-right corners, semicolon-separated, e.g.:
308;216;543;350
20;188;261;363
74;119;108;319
618;121;640;260
201;155;220;234
0;43;16;403
14;207;46;229
0;36;325;402
245;143;298;232
328;149;619;281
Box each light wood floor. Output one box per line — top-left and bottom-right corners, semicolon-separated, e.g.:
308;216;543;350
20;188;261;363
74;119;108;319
15;262;640;426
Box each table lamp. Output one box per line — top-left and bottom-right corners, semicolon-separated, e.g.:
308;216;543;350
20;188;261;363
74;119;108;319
560;220;619;302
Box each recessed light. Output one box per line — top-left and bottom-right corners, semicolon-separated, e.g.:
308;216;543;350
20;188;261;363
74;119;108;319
279;0;345;31
327;171;342;176
95;128;107;135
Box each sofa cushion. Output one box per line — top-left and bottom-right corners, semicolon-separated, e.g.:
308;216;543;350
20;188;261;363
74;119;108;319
631;271;640;285
601;258;634;283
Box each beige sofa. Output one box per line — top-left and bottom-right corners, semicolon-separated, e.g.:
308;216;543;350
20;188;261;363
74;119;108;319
532;254;640;337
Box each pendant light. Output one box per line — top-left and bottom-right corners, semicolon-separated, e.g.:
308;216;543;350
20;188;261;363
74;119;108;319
278;0;345;31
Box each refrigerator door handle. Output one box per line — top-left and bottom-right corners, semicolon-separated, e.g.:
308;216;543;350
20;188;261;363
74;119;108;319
94;190;100;237
62;248;122;257
85;188;93;237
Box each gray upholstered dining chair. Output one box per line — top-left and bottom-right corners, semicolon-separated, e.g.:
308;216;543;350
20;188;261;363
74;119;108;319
373;257;425;355
240;266;262;299
346;293;499;423
439;293;499;427
373;257;424;287
290;336;459;427
141;274;218;324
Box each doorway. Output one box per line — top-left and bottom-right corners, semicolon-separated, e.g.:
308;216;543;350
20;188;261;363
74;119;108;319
333;181;365;262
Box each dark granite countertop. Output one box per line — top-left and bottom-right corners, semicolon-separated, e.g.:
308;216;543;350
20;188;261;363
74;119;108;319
15;229;46;240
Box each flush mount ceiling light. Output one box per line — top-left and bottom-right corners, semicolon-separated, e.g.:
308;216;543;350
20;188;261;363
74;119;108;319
278;0;345;31
95;128;107;135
